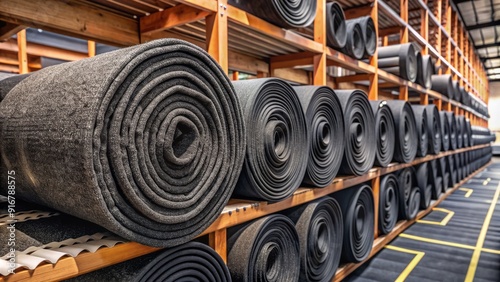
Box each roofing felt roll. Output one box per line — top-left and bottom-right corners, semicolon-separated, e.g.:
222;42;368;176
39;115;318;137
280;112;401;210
326;2;347;50
228;0;317;28
379;173;399;235
386;100;418;163
456;115;463;149
439;111;451;151
294;85;345;187
431;75;453;98
332;184;374;263
283;197;343;282
227;214;300;282
451;80;460;101
419;55;434;89
378;43;418;82
0;39;246;247
428;159;442;200
336;90;376;175
349;16;376;58
411;105;429;157
438;157;450;193
426;105;441;155
446;112;458;150
370;100;396;167
232;78;308;201
415;163;432;209
341;20;365;59
398;167;417;220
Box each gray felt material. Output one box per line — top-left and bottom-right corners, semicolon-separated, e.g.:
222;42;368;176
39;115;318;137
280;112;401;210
415;162;431;209
378;43;418;82
326;2;347;50
293;85;344;187
232;78;308;201
282;197;343;282
411;105;428;157
379;173;399;235
370;100;395;168
428;159;442;200
431;74;453;98
386;100;418;163
397;167;417;220
227;214;300;282
336;90;375;176
66;241;231;282
425;105;441;155
439;111;450;151
446;112;458;150
349;16;376;58
0;39;246;248
341;21;365;59
0;73;31;103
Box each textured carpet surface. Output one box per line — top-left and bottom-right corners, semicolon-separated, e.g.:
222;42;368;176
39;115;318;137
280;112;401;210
0;39;246;247
326;2;347;50
370;101;395;168
379;174;399;235
386;100;418;163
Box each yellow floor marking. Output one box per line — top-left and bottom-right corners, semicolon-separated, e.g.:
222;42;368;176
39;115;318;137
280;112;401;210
459;188;474;198
417;208;454;226
385;245;425;282
399;233;500;255
465;181;500;282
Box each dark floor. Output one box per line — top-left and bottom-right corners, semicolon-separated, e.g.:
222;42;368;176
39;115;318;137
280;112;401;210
346;163;500;282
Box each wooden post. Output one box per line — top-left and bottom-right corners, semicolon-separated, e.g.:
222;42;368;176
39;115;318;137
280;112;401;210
399;0;409;100
369;0;379;100
232;71;239;80
87;40;96;57
313;0;326;85
372;176;380;238
206;0;228;73
17;29;28;74
209;229;227;263
420;0;429;55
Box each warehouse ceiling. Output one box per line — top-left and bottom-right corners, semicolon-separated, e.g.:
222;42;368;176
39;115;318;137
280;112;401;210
453;0;500;81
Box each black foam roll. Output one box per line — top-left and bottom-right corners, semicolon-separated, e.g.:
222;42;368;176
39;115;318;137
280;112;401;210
408;186;421;220
426;105;441;154
336;90;376;175
0;39;245;247
386;100;418;163
446;112;458;150
411;105;428;157
438;157;449;192
451;80;460;101
0;73;30;103
232;78;308;201
349;16;376;58
326;2;347;49
439;111;450;151
415;163;431;209
378;43;418;82
379;174;399;235
332;184;374;263
447;155;457;187
69;242;231;281
370;100;396;167
342;21;365;59
465;119;473;146
419;55;434;89
294;86;345;187
431;75;453;98
429;159;442;200
227;214;300;282
398;167;417;220
228;0;317;28
456;115;463;149
283;198;343;282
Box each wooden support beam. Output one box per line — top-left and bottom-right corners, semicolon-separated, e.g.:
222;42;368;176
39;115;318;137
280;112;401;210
206;0;228;73
378;26;401;37
372;176;380;238
0;63;18;73
209;229;227;263
313;0;326;86
0;0;139;47
368;1;379;100
344;4;373;20
17;29;27;74
0;38;87;61
420;93;429;105
87;41;95;57
270;52;314;70
335;74;371;83
0;22;25;41
140;4;211;35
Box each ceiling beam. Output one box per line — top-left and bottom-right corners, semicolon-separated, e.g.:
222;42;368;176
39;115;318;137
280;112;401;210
474;42;499;49
466;19;500;31
0;22;25;41
140;4;211;35
0;0;139;47
0;38;87;61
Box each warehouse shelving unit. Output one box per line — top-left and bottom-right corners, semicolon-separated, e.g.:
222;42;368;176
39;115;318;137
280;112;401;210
0;0;492;281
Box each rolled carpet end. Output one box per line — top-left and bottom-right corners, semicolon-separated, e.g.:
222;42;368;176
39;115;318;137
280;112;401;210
398;167;417;220
228;214;300;282
336;90;376;175
342;21;365;60
446;112;458;150
386;100;418;163
439;111;451;151
420;55;434;89
348;16;376;58
428;160;442;200
431;74;453;98
379;174;399;235
232;78;308;201
411;105;429;157
370;100;396;167
425;105;441;155
326;2;347;50
294;86;345;187
332;184;374;263
283;197;344;282
378;43;418;82
0;38;246;247
415;163;431;209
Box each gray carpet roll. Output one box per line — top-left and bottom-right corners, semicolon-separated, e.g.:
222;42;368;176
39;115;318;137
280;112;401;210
378;43;418;82
431;75;453;98
228;0;317;28
0;73;30;103
418;55;434;89
342;21;365;59
326;2;347;50
68;241;231;282
398;167;417;220
232;78;308;201
426;105;441;154
438;157;450;193
411;105;428;157
370;100;396;167
336;90;376;175
283;198;343;282
227;214;300;282
415;163;431;209
408;186;421;220
386;100;418;163
456;115;463;149
447;155;457;187
439;111;450;151
0;39;246;247
379;174;399;235
294;86;344;187
451;80;460;102
428;159;442;200
446;112;458;150
349;16;376;58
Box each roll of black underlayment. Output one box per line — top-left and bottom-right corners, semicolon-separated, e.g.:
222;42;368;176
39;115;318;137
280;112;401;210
431;74;453;98
471;125;496;145
0;39;245;247
439;111;450;151
294;86;344;187
69;242;231;282
370;100;395;167
451;80;460;101
348;16;376;58
378;43;418;82
425;105;441;154
0;73;30;102
379;174;399;235
228;0;317;28
408;186;421;220
232;78;308;201
438;157;450;193
419;55;434;89
336;90;376;175
446;112;458;150
398;167;417;220
428;159;442;200
385;100;418;163
459;86;467;104
456;115;463;149
326;2;347;50
332;184;374;263
461;116;469;147
227;214;300;282
465;119;473;146
415;163;432;209
283;198;343;282
411;105;428;157
341;20;365;59
447;155;457;187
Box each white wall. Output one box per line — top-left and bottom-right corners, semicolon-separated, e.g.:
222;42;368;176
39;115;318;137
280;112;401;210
488;82;500;132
